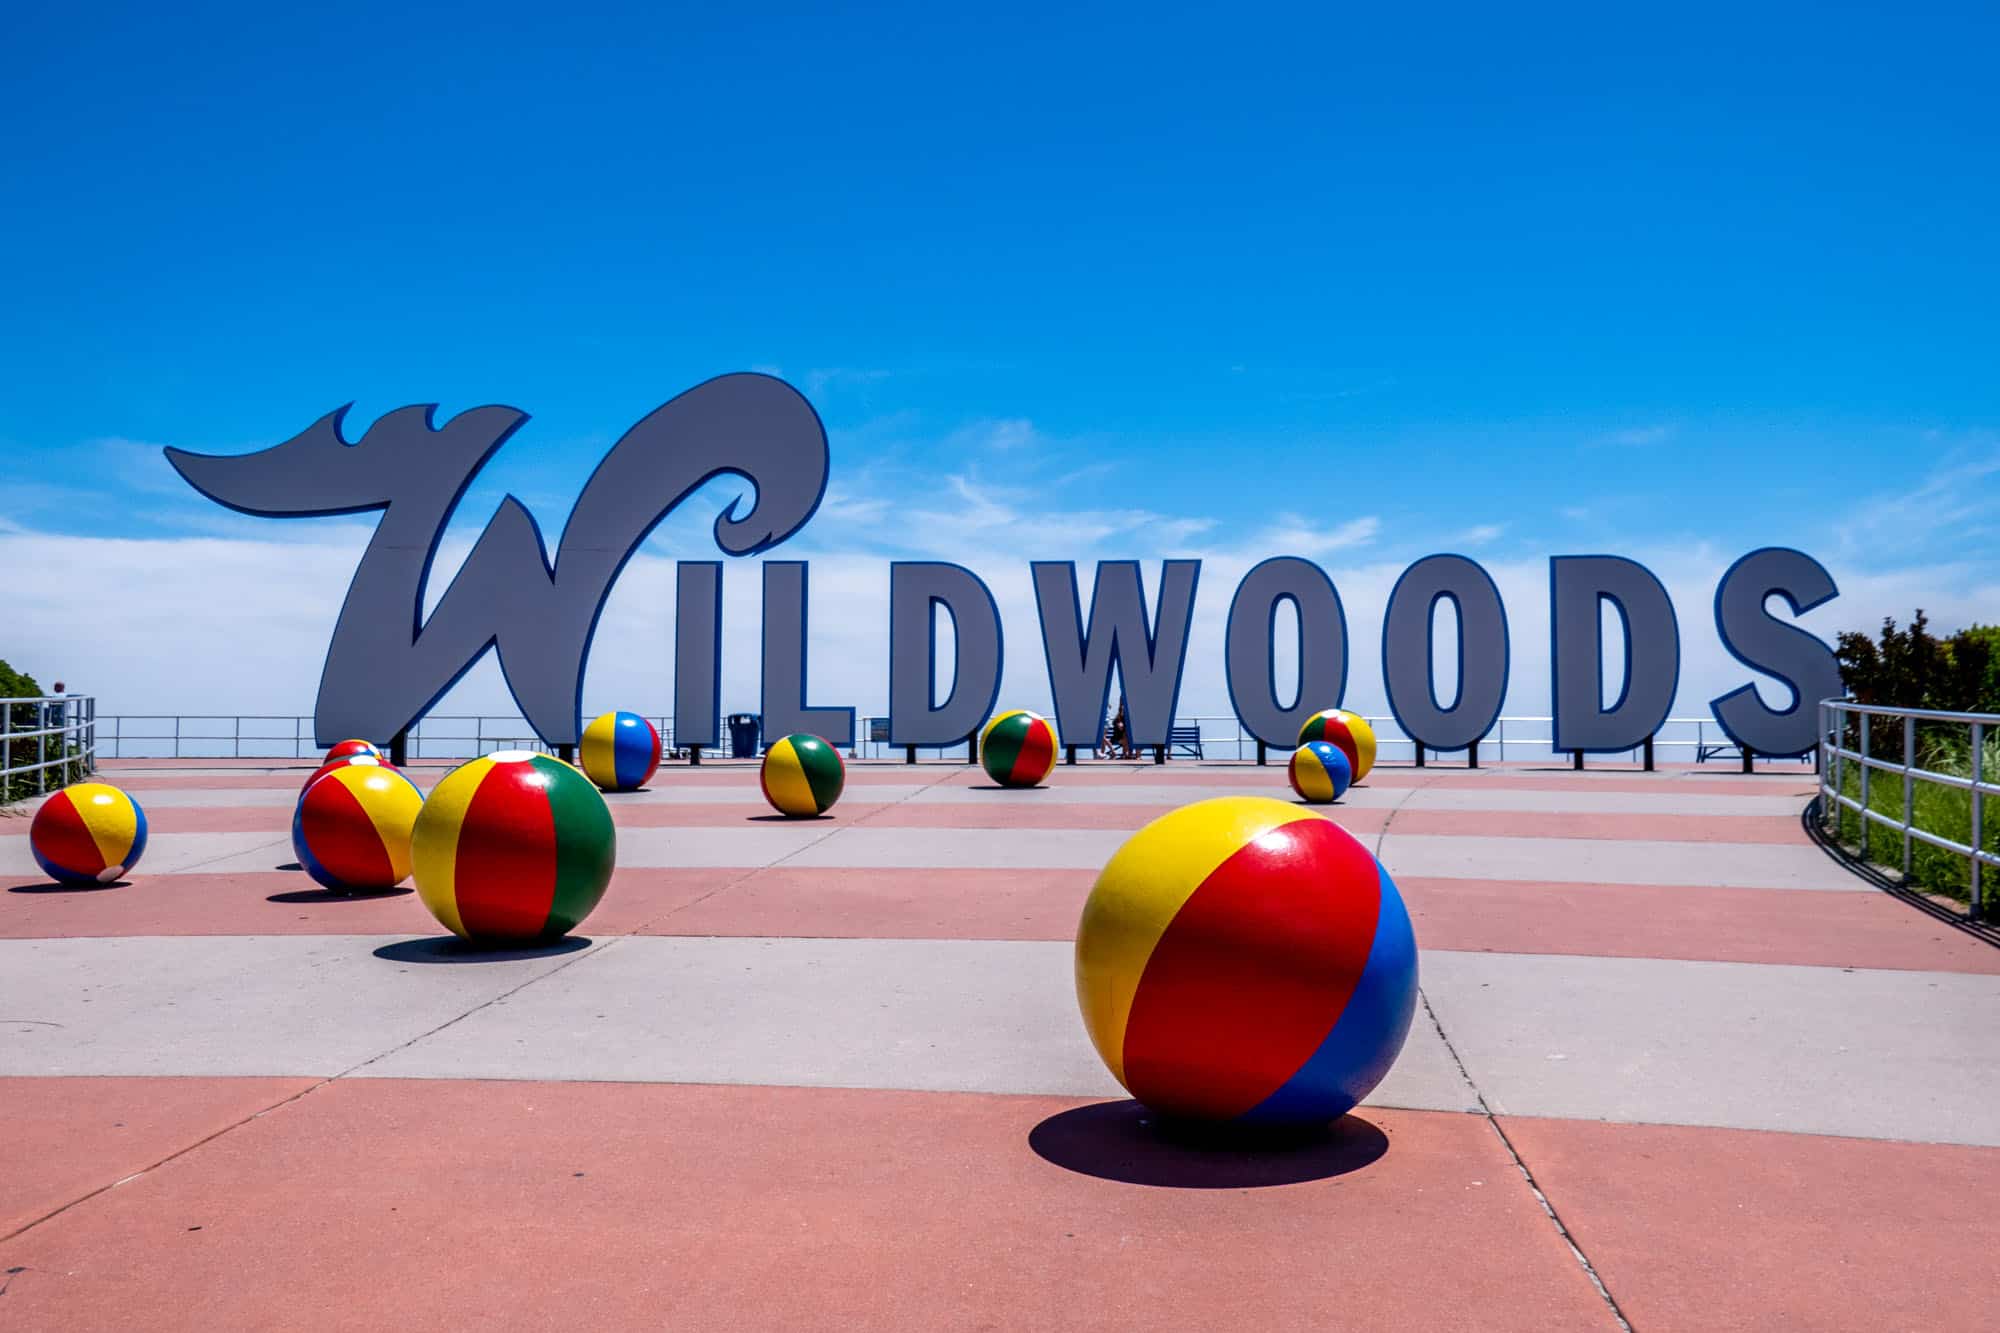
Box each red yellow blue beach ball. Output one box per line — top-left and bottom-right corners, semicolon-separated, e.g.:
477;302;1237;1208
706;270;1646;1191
1298;709;1377;782
292;762;425;892
760;733;845;817
324;738;383;763
580;710;661;792
981;709;1058;788
411;751;615;943
1289;741;1353;804
29;782;148;885
1075;797;1417;1126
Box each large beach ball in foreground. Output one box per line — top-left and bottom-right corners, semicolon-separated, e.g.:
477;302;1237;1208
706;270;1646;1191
1288;741;1353;804
411;751;615;943
580;710;661;792
292;763;425;892
760;733;844;817
981;709;1058;787
1298;709;1377;782
30;782;148;885
1075;797;1416;1127
324;738;383;763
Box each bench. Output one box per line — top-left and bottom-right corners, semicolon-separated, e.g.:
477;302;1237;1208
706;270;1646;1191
1167;724;1204;759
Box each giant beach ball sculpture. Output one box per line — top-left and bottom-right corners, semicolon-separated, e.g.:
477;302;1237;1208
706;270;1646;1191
760;733;845;817
323;739;383;763
980;709;1058;787
30;782;148;885
1075;797;1417;1127
580;710;661;792
292;762;425;892
411;751;615;944
1288;741;1353;804
1298;709;1377;782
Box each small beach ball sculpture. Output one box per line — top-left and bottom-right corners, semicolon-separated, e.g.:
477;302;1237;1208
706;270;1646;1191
981;710;1059;787
30;782;149;885
580;711;662;792
1075;797;1417;1127
1298;709;1377;782
301;752;399;794
760;733;845;817
411;751;615;944
292;763;425;892
1289;741;1353;804
323;738;383;763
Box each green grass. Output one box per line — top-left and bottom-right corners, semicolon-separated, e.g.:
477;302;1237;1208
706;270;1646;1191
1825;732;1999;908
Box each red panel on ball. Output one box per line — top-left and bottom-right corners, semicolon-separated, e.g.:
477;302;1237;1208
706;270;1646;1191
453;767;558;940
1120;816;1383;1119
299;776;394;888
32;792;104;877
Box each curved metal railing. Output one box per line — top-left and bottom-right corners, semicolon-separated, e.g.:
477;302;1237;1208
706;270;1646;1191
1818;699;1998;919
0;695;97;802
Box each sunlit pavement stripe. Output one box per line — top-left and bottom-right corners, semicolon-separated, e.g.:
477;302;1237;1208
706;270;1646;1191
6;934;1999;1145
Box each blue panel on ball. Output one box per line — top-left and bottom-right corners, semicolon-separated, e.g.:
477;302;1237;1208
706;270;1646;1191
1237;862;1420;1126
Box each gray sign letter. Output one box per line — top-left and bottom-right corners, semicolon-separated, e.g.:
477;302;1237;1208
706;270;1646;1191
1551;556;1680;752
761;561;855;746
167;372;829;747
1383;555;1509;752
1223;557;1347;748
1033;561;1200;750
674;562;722;749
888;562;1004;747
1711;547;1842;757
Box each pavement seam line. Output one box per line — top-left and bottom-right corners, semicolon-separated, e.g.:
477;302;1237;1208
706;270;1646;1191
1373;769;1635;1332
0;1079;328;1245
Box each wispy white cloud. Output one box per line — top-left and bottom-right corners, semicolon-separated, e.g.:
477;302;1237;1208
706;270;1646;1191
1598;424;1675;447
1457;524;1505;546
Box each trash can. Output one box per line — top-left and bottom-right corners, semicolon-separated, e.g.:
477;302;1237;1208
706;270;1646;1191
727;713;761;759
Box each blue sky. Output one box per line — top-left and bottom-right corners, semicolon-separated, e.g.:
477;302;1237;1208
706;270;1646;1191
3;3;1997;721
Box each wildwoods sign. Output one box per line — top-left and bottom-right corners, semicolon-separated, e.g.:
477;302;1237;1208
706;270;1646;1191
167;373;1842;758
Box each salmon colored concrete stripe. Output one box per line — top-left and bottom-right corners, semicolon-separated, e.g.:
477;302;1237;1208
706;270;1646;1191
0;1080;1611;1331
1499;1114;2000;1333
1398;877;2000;975
0;1076;317;1237
0;869;742;939
130;799;1806;845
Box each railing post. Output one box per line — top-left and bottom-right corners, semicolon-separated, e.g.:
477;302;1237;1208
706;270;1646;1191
234;715;242;759
37;706;47;795
174;715;182;760
3;699;12;801
1972;721;1985;920
1901;714;1915;880
1859;712;1871;859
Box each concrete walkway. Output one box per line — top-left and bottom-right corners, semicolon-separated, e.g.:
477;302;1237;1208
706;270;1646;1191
1;759;1995;1330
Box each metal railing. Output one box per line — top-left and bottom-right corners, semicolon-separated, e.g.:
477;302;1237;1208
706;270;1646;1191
96;708;1786;767
1818;699;1997;919
93;713;705;761
1;695;97;801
